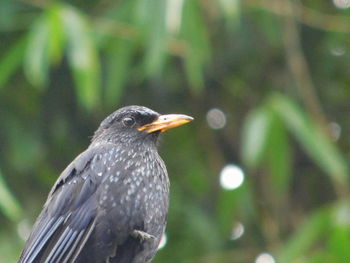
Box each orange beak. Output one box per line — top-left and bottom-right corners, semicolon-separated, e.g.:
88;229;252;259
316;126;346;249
138;114;194;133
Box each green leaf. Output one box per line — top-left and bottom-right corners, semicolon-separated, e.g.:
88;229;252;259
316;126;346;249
181;0;210;91
328;225;350;262
24;14;50;88
270;94;348;186
0;36;27;88
105;38;133;106
267;114;291;198
0;169;22;222
327;201;350;260
253;9;281;47
143;0;167;77
241;106;273;169
133;0;151;25
278;208;331;263
242;104;291;207
47;3;65;64
61;4;100;109
308;251;333;263
218;0;240;28
24;4;65;88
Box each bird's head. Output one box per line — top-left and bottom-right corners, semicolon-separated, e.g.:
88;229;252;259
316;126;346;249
92;105;193;145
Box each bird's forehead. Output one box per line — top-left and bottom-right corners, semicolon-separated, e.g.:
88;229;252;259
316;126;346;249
100;106;159;128
116;105;159;117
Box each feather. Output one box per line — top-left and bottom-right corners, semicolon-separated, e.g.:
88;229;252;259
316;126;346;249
20;217;64;263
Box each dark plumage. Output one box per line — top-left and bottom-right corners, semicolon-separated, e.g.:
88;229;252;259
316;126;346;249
19;105;193;263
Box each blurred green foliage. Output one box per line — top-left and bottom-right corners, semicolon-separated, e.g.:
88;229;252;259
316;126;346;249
1;0;350;262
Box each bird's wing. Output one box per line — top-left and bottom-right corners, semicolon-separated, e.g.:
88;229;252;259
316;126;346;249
19;145;112;263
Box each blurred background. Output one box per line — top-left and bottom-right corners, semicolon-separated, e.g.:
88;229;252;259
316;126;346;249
1;0;350;262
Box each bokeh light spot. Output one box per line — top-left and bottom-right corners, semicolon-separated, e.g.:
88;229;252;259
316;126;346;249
158;233;167;250
220;164;245;190
206;108;227;130
230;222;245;240
328;122;341;141
17;219;31;241
333;0;350;9
330;46;346;56
255;253;276;263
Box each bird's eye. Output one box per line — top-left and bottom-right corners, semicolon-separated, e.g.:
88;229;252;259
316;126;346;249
122;117;135;127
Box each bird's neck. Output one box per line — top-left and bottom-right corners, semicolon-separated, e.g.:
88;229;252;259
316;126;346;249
90;136;158;152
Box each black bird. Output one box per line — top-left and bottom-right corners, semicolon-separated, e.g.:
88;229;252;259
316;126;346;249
19;105;193;263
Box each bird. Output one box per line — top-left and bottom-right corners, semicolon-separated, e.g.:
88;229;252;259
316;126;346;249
19;105;193;263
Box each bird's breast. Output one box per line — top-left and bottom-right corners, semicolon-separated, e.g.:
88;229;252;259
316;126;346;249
97;147;169;232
